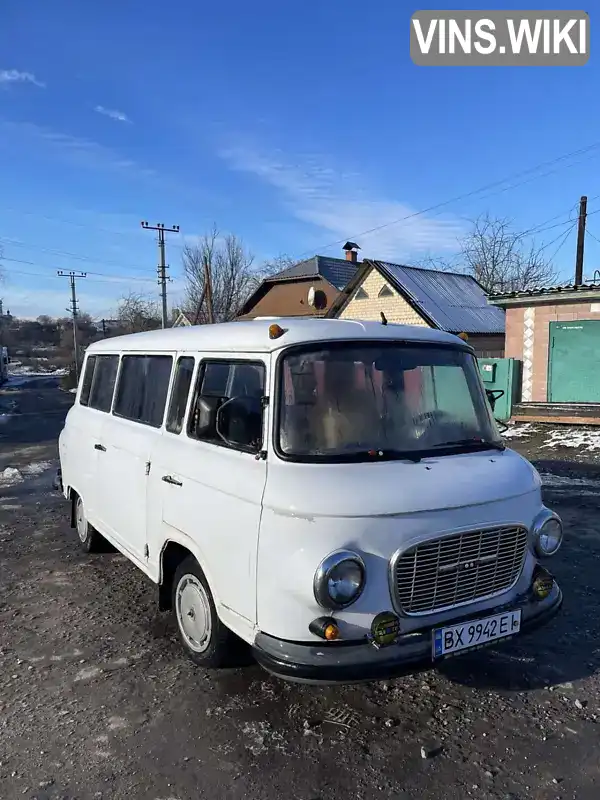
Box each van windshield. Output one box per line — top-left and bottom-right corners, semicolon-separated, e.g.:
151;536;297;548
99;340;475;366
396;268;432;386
277;342;502;462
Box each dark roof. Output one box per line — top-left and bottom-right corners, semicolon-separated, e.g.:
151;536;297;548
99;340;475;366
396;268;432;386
489;281;600;300
273;256;359;292
373;261;505;334
329;259;505;334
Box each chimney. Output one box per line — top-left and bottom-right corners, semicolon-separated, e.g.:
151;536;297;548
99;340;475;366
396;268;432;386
343;241;360;263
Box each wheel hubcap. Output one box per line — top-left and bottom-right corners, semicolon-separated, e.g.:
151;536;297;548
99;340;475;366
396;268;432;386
176;575;212;653
75;498;87;543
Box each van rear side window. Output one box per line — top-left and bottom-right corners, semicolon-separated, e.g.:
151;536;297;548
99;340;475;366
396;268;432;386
88;355;119;413
79;356;97;406
166;357;195;434
114;355;173;428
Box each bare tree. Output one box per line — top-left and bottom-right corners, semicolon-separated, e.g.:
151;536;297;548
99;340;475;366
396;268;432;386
458;214;558;293
183;226;261;324
115;291;161;334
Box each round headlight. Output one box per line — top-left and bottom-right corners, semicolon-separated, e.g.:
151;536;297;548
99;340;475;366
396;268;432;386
533;509;563;556
314;551;366;610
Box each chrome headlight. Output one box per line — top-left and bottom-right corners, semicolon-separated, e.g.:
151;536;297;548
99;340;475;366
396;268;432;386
313;550;366;610
532;509;563;556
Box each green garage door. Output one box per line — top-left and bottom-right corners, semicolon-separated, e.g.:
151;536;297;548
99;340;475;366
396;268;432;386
549;320;600;402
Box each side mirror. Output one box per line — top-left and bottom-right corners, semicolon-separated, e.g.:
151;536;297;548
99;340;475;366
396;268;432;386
216;395;263;450
486;389;504;411
194;396;220;438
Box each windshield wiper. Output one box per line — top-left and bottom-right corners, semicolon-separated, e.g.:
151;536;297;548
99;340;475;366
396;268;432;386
429;437;505;452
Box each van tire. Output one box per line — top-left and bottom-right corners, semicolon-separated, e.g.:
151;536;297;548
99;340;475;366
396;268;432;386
172;556;234;668
74;494;105;554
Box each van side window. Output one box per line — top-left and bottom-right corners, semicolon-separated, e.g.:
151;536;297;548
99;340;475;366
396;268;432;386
114;355;173;428
88;355;119;413
79;356;97;406
166;357;195;434
188;361;265;452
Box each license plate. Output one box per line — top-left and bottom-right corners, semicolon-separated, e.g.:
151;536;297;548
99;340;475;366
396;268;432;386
433;609;521;659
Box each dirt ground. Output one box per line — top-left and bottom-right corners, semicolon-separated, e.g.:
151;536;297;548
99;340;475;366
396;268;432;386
1;378;599;800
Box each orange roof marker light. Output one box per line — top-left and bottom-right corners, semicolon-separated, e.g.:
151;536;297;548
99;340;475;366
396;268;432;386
457;332;469;341
269;323;287;340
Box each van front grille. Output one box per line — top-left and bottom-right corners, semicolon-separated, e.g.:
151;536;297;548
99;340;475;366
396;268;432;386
392;525;528;615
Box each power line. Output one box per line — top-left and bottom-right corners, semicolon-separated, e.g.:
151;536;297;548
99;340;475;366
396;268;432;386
0;236;157;274
1;258;164;284
290;142;600;260
2;140;600;263
544;222;577;264
586;227;600;245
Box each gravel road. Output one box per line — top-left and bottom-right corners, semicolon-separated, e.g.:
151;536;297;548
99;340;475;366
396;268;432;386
0;378;599;800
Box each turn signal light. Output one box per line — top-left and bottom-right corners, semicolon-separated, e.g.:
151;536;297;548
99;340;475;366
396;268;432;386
268;323;286;340
309;617;340;641
532;565;554;600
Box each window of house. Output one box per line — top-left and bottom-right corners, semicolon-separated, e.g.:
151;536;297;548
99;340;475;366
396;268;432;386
166;357;195;434
355;287;369;300
88;355;119;413
378;284;393;298
188;360;265;452
114;355;173;428
79;355;97;406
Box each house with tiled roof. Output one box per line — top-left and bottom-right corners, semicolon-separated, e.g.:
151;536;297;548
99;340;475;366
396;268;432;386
237;242;362;319
328;259;506;358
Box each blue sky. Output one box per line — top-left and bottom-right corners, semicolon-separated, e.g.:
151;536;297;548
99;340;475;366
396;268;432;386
0;0;598;318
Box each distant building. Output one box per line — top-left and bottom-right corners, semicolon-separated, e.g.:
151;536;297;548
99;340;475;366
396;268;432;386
328;259;506;358
489;280;600;422
172;312;193;328
237;243;362;320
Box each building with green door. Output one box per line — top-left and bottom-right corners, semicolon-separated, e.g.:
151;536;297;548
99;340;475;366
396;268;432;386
489;281;600;423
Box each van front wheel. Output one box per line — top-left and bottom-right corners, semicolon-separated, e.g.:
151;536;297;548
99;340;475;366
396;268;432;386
172;557;234;668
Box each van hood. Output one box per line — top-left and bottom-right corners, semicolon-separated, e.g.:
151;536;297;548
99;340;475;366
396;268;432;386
263;448;540;518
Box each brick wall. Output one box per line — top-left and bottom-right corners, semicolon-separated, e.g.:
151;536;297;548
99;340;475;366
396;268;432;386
505;307;525;359
340;268;430;326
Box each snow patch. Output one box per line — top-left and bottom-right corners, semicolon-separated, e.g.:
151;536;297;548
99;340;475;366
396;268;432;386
0;467;23;486
502;423;538;439
9;365;68;377
540;428;600;452
0;461;53;486
22;461;53;477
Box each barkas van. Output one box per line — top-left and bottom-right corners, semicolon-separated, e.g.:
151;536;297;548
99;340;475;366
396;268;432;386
56;318;563;682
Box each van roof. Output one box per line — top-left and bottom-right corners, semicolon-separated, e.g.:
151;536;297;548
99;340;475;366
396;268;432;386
87;317;468;355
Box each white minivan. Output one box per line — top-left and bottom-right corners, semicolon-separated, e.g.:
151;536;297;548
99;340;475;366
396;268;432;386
57;318;562;682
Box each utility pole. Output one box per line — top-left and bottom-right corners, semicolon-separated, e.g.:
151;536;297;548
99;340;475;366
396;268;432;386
141;221;180;328
575;195;588;286
58;270;87;383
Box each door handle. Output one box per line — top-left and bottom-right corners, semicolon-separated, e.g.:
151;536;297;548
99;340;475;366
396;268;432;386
94;443;106;452
162;475;182;487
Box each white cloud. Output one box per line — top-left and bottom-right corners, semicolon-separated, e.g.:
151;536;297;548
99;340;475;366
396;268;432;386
0;120;153;178
218;145;465;260
95;105;131;124
0;69;45;88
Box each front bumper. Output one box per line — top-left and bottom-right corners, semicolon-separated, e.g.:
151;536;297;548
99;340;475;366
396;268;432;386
253;583;563;684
